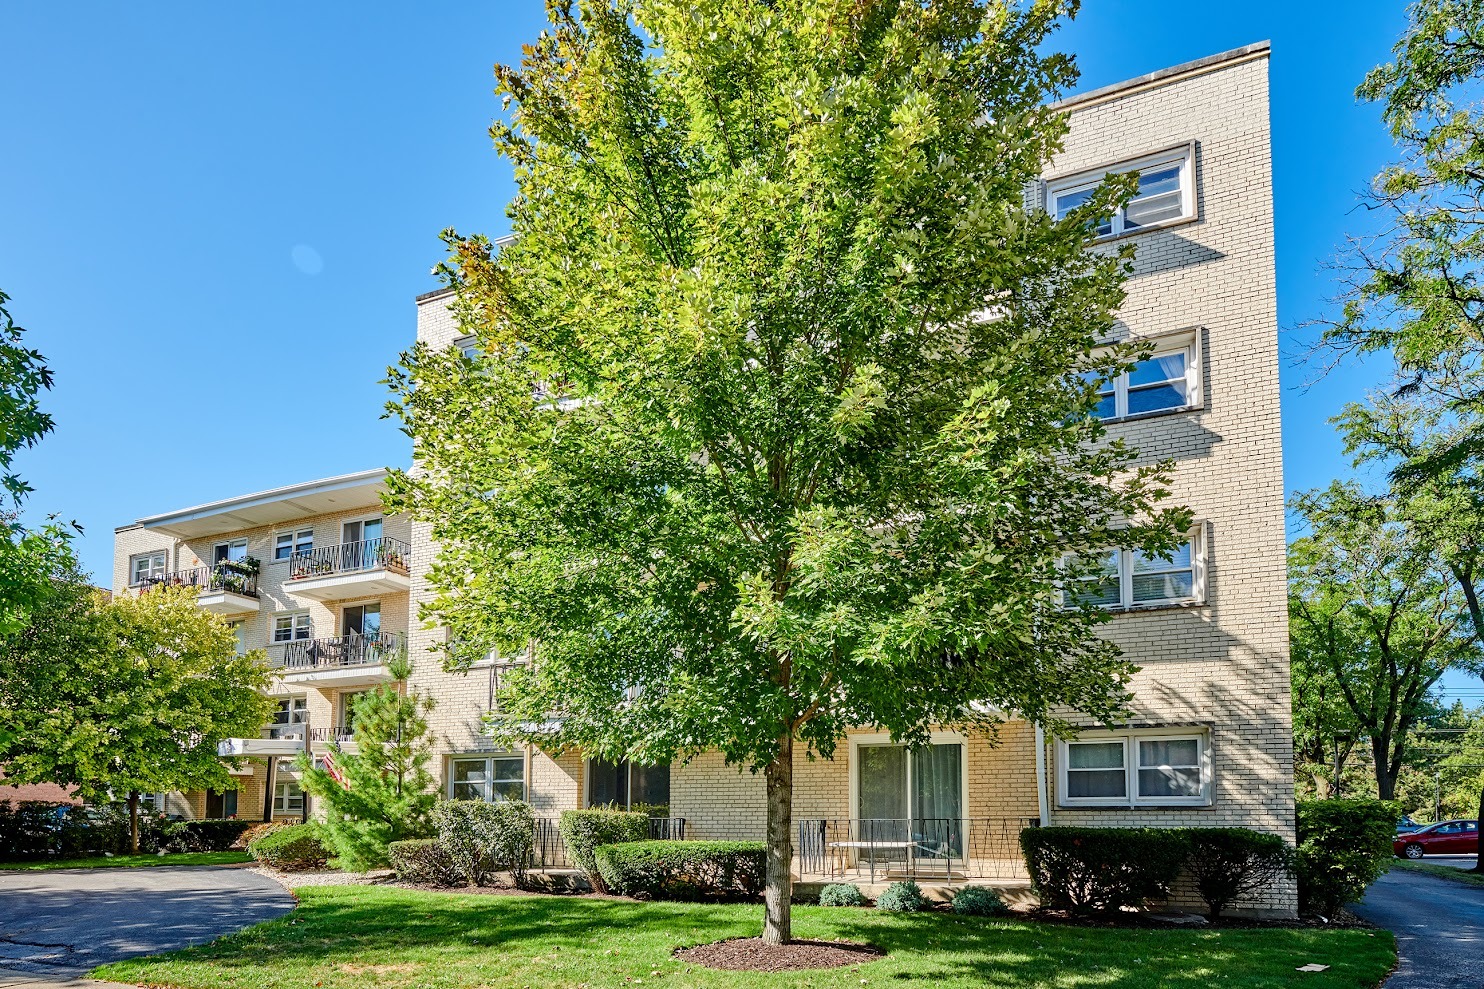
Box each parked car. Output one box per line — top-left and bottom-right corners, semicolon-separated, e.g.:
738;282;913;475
1396;815;1421;834
1393;819;1480;859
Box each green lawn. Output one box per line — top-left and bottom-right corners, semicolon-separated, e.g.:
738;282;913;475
1392;859;1484;887
95;886;1395;989
0;851;251;871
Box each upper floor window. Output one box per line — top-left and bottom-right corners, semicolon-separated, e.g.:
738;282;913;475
274;528;313;561
453;335;481;360
273;611;312;643
130;551;167;586
1084;330;1201;422
1059;729;1211;807
1048;145;1195;240
214;539;247;564
1063;528;1205;611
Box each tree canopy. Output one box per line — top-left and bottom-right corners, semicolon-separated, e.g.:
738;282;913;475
387;0;1189;941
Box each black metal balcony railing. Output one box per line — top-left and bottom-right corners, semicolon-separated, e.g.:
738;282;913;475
529;816;687;871
270;631;405;672
796;817;1038;883
289;537;410;580
308;724;356;744
143;565;260;599
262;721;307;741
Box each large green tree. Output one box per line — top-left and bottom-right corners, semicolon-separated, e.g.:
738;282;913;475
1289;482;1483;801
0;585;272;851
297;656;437;871
388;0;1189;942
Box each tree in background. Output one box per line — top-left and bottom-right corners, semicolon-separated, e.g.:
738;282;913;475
1291;634;1366;798
387;0;1191;943
1289;482;1483;801
297;655;436;871
0;585;272;851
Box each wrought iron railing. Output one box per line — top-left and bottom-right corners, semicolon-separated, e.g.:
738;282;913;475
270;631;405;672
529;816;687;871
796;817;1037;883
289;537;410;580
143;564;260;599
262;721;307;741
308;724;356;743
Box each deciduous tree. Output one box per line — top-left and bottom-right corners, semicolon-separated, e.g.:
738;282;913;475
387;0;1189;942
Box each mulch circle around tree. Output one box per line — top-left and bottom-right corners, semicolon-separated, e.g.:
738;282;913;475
675;937;885;972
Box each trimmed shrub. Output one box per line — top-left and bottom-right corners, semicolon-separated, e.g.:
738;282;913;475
1183;827;1294;918
1296;799;1399;915
232;821;284;851
433;800;536;887
388;838;458;886
593;840;766;900
1020;826;1190;914
161;819;255;853
818;883;868;907
557;808;651;894
876;880;928;912
0;802;145;860
247;823;329;871
952;885;1009;916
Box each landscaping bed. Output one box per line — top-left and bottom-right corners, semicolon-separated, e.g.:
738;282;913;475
93;884;1397;989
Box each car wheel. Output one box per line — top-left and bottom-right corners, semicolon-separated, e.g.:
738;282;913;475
1403;843;1425;860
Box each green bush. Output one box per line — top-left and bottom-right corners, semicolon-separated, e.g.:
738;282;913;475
432;800;535;887
1020;826;1190;914
593;840;765;900
818;883;867;907
387;838;459;886
161;819;255;853
231;821;284;851
247;823;328;871
1183;827;1294;918
1295;799;1399;915
952;885;1009;916
557;808;651;893
876;880;929;912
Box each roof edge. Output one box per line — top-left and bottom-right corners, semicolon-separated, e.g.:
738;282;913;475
135;468;392;528
1052;41;1271;113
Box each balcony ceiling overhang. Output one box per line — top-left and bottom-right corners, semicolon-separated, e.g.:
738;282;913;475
135;469;390;540
285;569;411;601
218;737;305;758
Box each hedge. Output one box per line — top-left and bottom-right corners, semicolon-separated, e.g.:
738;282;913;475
231;821;284;851
557;809;650;894
1184;827;1293;918
161;819;255;853
593;840;766;900
388;838;459;886
0;802;163;860
1296;799;1399;915
433;800;535;887
1020;826;1189;914
247;823;329;871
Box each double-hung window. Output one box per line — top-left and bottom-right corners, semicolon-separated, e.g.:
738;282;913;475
450;754;526;802
130;551;167;586
1084;331;1200;422
1048;144;1195;239
273;611;312;643
274;528;313;561
274;781;304;814
1064;530;1204;610
1059;730;1210;807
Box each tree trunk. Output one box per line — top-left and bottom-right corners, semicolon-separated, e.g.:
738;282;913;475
762;734;794;946
127;790;140;854
1372;736;1396;801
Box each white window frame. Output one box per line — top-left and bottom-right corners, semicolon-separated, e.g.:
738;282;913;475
1057;728;1212;808
1088;329;1202;422
214;538;248;563
1063;526;1207;611
453;334;481;360
846;730;970;824
448;753;527;803
272;611;312;643
129;550;167;586
271;696;308;725
273;528;314;562
1046;143;1197;240
274;780;304;814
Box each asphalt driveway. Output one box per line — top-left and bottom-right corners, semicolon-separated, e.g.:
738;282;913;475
1352;866;1484;988
0;864;293;976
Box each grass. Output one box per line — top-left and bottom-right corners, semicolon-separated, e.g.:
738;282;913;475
0;850;251;871
95;885;1396;989
1391;858;1484;887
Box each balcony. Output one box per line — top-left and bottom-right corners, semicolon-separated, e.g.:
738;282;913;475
269;631;404;687
217;720;306;758
144;563;260;615
795;817;1036;884
286;537;411;601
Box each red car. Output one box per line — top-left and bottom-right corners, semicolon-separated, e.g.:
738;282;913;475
1393;819;1480;859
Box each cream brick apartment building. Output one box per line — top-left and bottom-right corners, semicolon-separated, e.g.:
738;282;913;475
113;43;1294;913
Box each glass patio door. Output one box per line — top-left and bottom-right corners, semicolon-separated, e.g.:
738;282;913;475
342;518;383;570
856;742;963;858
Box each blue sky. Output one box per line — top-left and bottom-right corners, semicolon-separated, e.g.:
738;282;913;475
4;2;1474;700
